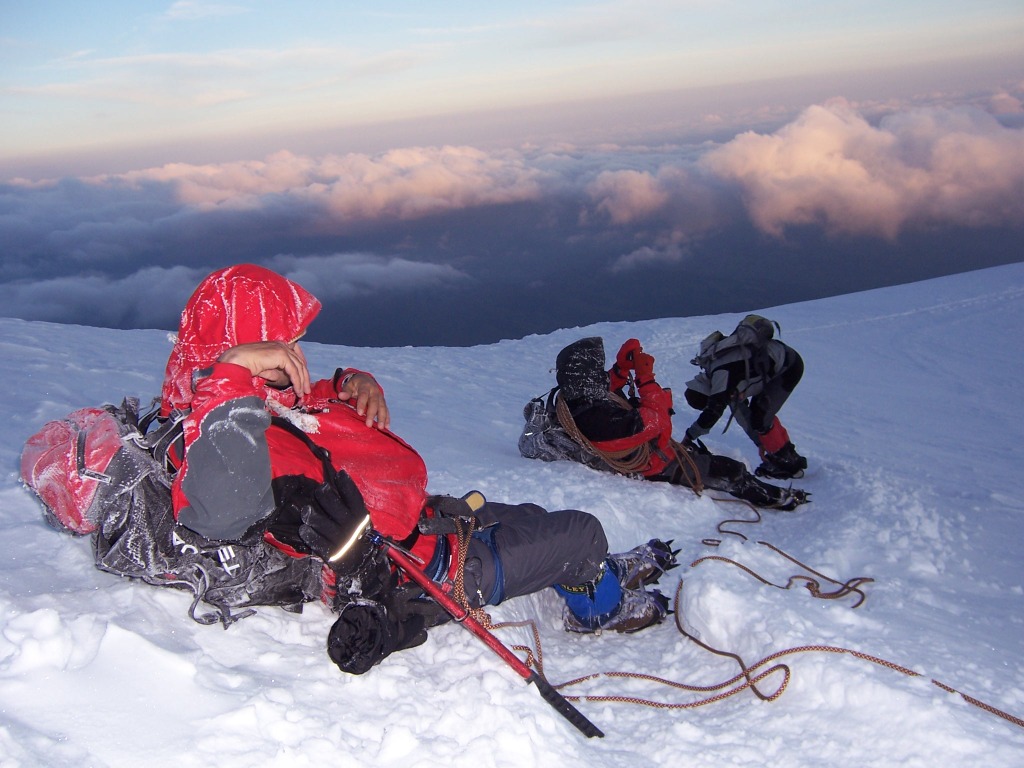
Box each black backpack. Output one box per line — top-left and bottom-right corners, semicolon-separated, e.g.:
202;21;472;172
692;314;778;368
690;314;781;382
518;387;612;472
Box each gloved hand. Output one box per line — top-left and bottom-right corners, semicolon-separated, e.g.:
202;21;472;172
633;351;656;385
615;338;643;371
327;590;431;675
299;468;373;575
681;428;710;454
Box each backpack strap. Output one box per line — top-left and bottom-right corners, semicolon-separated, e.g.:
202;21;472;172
269;414;335;478
546;386;559;413
121;397;186;475
143;411;186;473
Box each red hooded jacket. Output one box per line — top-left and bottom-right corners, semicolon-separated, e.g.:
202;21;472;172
162;265;435;567
592;365;675;477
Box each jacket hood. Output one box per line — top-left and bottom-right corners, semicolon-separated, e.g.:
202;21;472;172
160;264;321;415
556;337;609;401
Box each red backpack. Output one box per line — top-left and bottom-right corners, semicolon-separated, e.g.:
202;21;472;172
21;399;178;535
21;398;324;626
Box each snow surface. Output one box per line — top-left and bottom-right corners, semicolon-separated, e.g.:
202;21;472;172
3;263;1024;767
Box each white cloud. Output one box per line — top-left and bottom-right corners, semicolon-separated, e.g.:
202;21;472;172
587;169;670;225
609;232;690;273
702;99;1024;238
98;146;546;221
267;253;470;299
0;253;469;334
314;146;547;220
4;98;1023;326
0;266;205;328
989;91;1023;115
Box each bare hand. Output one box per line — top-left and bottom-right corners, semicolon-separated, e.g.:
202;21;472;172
337;372;390;430
218;341;312;400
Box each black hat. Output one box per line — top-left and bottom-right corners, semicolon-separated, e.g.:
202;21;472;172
555;337;609;400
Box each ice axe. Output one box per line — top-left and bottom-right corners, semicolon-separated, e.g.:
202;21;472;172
275;417;601;735
368;492;605;739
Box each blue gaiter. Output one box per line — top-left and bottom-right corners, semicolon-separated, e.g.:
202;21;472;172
554;560;622;629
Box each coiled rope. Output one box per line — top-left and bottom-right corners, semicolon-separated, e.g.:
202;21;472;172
555;392;652;475
555;390;704;492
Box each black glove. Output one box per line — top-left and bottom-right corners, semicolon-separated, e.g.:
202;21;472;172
299;468;373;574
327;593;429;675
682;426;710;454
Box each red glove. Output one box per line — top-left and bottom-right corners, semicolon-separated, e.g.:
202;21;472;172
615;339;643;371
634;352;656;384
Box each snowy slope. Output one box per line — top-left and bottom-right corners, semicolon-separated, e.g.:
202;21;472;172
2;263;1024;767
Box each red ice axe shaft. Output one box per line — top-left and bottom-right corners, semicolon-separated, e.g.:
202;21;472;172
373;533;604;739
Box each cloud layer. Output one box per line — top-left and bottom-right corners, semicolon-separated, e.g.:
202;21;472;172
2;98;1023;345
704;99;1024;237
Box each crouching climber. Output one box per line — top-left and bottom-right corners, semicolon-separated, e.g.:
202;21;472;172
684;315;807;479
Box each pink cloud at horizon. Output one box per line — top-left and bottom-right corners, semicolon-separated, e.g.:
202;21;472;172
703;99;1024;238
84;146;548;222
9;99;1023;252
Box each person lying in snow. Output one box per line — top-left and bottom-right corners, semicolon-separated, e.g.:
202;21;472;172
161;265;677;674
520;336;808;510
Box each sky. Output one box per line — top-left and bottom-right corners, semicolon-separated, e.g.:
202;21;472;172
3;264;1024;765
2;1;1023;345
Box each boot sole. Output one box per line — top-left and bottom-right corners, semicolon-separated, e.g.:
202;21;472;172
755;467;805;480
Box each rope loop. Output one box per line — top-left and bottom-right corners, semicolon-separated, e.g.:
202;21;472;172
555;393;652;475
553;390;705;496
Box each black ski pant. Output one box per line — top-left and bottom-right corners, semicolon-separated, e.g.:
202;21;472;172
744;348;804;436
657;451;784;507
461;502;607;609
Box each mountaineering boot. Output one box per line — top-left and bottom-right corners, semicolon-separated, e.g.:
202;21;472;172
756;441;808;480
732;475;810;510
755;418;805;478
734;474;782;507
607;538;680;590
562;587;670;634
556;562;669;634
770;486;811;512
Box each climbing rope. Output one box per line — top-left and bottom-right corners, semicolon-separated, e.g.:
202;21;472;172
555;392;652;475
541;581;1024;730
447;515;550;668
445;516;551;669
463;395;1022;730
690;540;874;608
453;572;1024;729
554;388;706;495
449;515;496;628
661;438;705;495
463;506;1023;732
